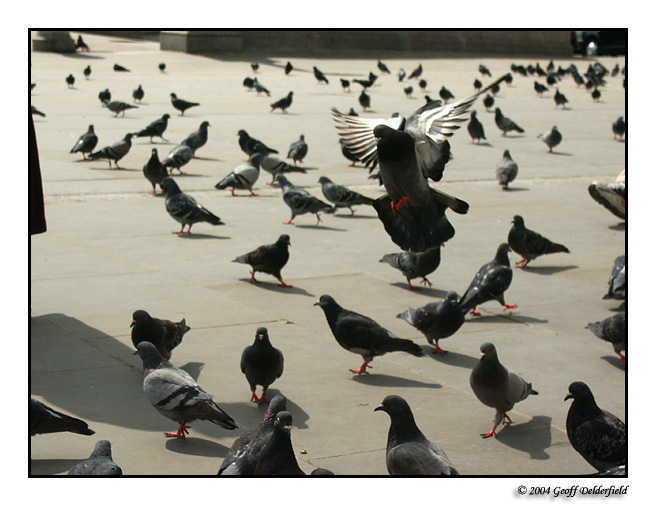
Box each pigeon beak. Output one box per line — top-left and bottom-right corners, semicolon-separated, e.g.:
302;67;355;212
133;350;139;356
130;320;136;328
374;404;384;412
564;393;574;401
313;301;320;306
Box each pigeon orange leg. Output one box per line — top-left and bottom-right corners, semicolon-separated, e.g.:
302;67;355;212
407;281;420;291
350;361;372;375
468;306;481;316
250;392;260;403
619;353;625;365
432;343;448;355
249;190;258;196
278;280;293;288
515;258;529;268
481;425;498;438
283;219;294;225
420;277;432;287
315;213;323;225
257;391;269;405
230;188;236;196
165;420;191;439
502;413;513;424
349;207;355;216
502;304;517;312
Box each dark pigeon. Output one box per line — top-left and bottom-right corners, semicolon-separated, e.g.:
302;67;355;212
131;309;190;360
439;86;454;103
496;149;518;190
553;88;568;108
287;135;308;165
588;173;626;220
215;153;262;196
243;77;255;91
340;138;361;166
30;398;95;436
375;395;459;475
592;88;601;102
170;93;199;115
66;74;75;88
603;254;626;300
379;247;441;291
612;117;625;141
159;62;166;73
134;341;238;439
257;147;312;184
233;234;291;287
70;125;98;159
408;63;423;79
75;35;90;52
473;78;482;91
359;90;371;111
508;215;569;268
271;91;294;113
503;73;513;85
419;79;427;90
285;61;293;75
534;81;549;96
403;86;413;98
467;111;486;143
314;294;424;375
398;68;406;81
31;105;46;118
378;60;391;74
470;342;538;438
133;114;170;143
161;144;193;174
102;100;137;117
241;327;284;404
161;177;224;234
511;63;527;76
181;121;210;155
253;78;271;96
459;243;517;316
88;133;133;169
83;65;91;79
318;176;373;215
251;62;259;73
238;129;278;157
98;88;111;104
254;411;305;475
537;125;563;152
313;66;329;84
113;63;130;72
340;79;351;92
67;440;123;476
565;382;626;472
494;108;524;136
133;84;144;103
276;175;333;225
397;291;464;354
483;94;494;111
479;64;492;77
490;82;501;96
142;148;167;194
311;468;336;475
586;312;626;364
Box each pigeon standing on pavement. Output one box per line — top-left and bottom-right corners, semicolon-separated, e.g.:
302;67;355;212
67;440;123;476
253;78;271;96
508;215;570;268
83;65;91;79
243;77;255;91
133;84;144;103
276;175;333;225
257;148;312;184
102;100;138;117
318;176;373;215
397;291;464;354
238;130;278;157
161;177;224;234
586;312;626;364
98;88;111;104
285;61;293;75
215;152;263;196
496;149;519;190
603;254;626;301
403;86;413;98
287;135;308;165
232;234;291;287
467;111;486;143
315;295;424;375
113;63;130;72
131;309;190;360
70;125;98;160
159;62;166;73
254;411;305;475
161;144;194;174
470;342;538;438
378;60;391;74
612;117;625;141
479;64;492;77
340;79;351;92
592;88;602;102
88;133;133;169
534;81;549;96
66;74;75;88
473;78;482;91
134;341;238;439
379;247;441;291
537;125;563;152
170;93;199;115
565;382;626;472
408;63;423;79
313;66;329;84
251;62;259;73
132;114;170;143
494;108;524;136
30;398;95;436
398;68;406;81
241;327;284;405
459;243;517;316
553;88;568;109
271;91;294;113
142;148;167;194
483;94;495;111
181;121;210;156
359;90;371;111
439;86;454;103
75;35;90;52
375;395;459;475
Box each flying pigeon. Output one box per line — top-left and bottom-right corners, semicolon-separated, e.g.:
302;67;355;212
275;175;333;225
340;79;351;92
161;144;193;174
318;176;373;215
496;149;518;190
398;68;406;81
218;395;288;475
66;74;75;88
181;121;210;155
102;100;137;117
470;342;538;438
375;395;459;475
161;177;224;234
238;130;278;157
588;171;626;220
287;135;308;165
586;312;626;364
83;65;91;79
553;88;568;109
159;62;166;73
612;117;625;141
257;147;312;184
314;294;423;375
215;152;263;196
483;94;494;111
473;78;482;91
439;86;454;103
508;215;570;268
403;86;413;98
379;247;441;291
397;291;464;354
88;133;133;169
67;440;123;476
313;66;329;84
232;234;291;287
359;90;371;111
75;35;90;52
132;84;144;103
271;91;294;113
142;148;167;194
243;77;255;91
459;243;516;316
134;341;238;439
378;60;391;74
133;114;170;143
241;327;284;404
30;398;95;436
170;93;199;115
603;254;626;300
70;125;98;159
285;61;293;75
253;78;271;96
534;81;549;96
537;125;562;152
98;88;111;104
408;63;423;79
131;309;190;360
467;111;486;143
251;62;260;73
479;64;492;77
113;63;130;72
494;108;524;136
565;382;626;471
254;411;305;475
31;105;46;118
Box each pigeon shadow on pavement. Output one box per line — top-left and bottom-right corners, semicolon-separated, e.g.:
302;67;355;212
237;279;315;298
165;437;229;458
30;457;87;476
547;151;573;156
87;166;140;172
422;348;480;369
600;355;625;370
175;233;231;240
391;283;447;298
190;156;223;162
179;362;204;382
332;213;377;220
495;415;553;460
472;141;493;147
464;314;548;325
610;301;626;312
293;224;347;232
61;53;105;60
351;373;442;389
518;265;578;275
501;186;530;192
608;222;625;231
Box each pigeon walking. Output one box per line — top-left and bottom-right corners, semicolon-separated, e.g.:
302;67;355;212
88;133;133;169
315;295;423;375
483;94;494;111
534;81;549;96
313;66;329;84
241;327;284;404
232;234;291;287
271;91;294;113
134;341;238;439
133;114;170;143
83;65;91;79
359;90;371;111
243;77;255;91
70;125;98;159
379;247;441;291
170;93;199;115
102;100;137;117
340;79;351;92
375;395;459;475
66;74;75;88
479;64;492;77
508;215;569;268
603;254;626;301
161;144;193;174
67;440;123;476
537;125;562;152
287;135;308;165
408;63;423;79
254;411;305;475
30;398;95;436
215;153;262;196
161;177;224;234
496;149;518;190
181;121;210;156
133;84;144;103
276;175;333;225
318;176;373;215
159;62;166;73
75;35;90;52
285;61;293;75
98;88;111;104
612;117;625;141
470;342;538;438
131;309;190;360
253;78;271;96
397;291;464;354
238;130;278;157
378;60;391;74
553;88;568;109
439;86;454;103
586;312;626;364
565;382;626;471
142;148;167;194
258;149;312;184
494;108;524;136
467;111;486;143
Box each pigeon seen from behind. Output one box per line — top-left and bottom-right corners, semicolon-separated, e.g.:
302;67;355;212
287;135;308;165
538;126;563;152
496;149;519;190
508;215;570;268
232;234;292;287
66;74;75;88
318;176;373;215
161;177;224;234
67;440;123;476
586;312;626;364
133;84;144;103
554;88;568;109
84;65;91;79
131;309;190;360
30;398;95;436
70;125;98;159
241;327;285;404
379;247;442;291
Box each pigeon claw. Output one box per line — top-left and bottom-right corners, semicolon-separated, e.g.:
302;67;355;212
480;426;498;439
278;281;293;288
468;307;481;317
502;304;517;312
350;362;372;375
515;259;529;268
431;343;448;355
618;353;625;365
165;421;191;439
420;277;432;287
249;271;259;284
407;281;420;291
391;197;412;216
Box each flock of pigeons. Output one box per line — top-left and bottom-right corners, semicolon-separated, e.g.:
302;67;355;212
30;36;626;476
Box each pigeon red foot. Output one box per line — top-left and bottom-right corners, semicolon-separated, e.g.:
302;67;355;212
432;343;448;355
515;258;529;268
468;306;481;316
502;304;517;312
165;420;191;439
350;361;372;375
249;271;259;283
390;197;412;216
278;281;292;288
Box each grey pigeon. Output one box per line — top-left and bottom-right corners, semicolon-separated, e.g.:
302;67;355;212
276;175;333;225
565;382;626;471
257;147;312;184
313;66;329;84
75;35;90;52
397;291;464;354
218;395;288;475
318;176;373;215
113;63;130;72
181;121;210;155
30;398;95;436
496;149;518;190
378;60;391;74
254;411;305;475
70;125;98;159
133;84;144;103
232;234;291;287
161;177;224;234
379;247;441;291
315;295;423;375
470;342;538;438
83;65;91;79
161;144;193;174
553;88;568;108
67;440;123;476
88;133;133;169
359;90;371;111
142;148;167;194
603;254;626;300
170;92;199;115
241;327;285;404
102;100;137;117
408;63;423;79
612;117;625;141
253;78;271;96
66;74;75;88
215;153;262;196
131;309;190;360
271;91;293;113
508;215;570;268
375;395;459;475
133;114;170;143
238;130;278;157
98;88;111;104
467;111;486;143
494;108;524;136
479;64;492;77
134;341;238;439
459;243;517;316
287;135;308;165
586;312;626;364
538;125;562;152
